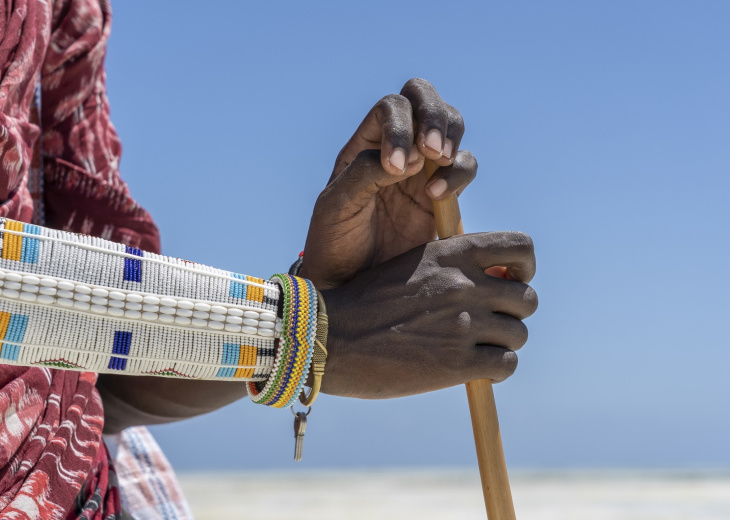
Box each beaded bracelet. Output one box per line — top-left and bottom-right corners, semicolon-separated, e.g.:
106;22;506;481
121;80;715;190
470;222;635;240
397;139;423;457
247;274;318;408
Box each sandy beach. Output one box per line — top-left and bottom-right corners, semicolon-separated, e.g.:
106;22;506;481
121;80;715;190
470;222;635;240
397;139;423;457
177;468;730;519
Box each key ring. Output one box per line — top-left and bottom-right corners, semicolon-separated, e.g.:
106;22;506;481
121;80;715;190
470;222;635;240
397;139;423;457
290;404;311;416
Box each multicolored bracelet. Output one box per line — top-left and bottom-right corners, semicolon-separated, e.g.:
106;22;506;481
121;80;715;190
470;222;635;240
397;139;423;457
247;274;318;408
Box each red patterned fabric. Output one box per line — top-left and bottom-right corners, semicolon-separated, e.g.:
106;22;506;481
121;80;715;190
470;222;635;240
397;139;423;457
0;0;160;518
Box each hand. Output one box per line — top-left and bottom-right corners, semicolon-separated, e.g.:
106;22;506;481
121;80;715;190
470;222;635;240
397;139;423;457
319;232;537;398
301;78;477;289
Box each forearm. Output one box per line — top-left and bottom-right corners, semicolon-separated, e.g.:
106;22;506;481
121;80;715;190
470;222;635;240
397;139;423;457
0;218;288;430
97;375;249;433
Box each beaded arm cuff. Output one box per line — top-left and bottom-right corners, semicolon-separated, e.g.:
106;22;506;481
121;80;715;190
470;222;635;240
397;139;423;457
0;218;283;381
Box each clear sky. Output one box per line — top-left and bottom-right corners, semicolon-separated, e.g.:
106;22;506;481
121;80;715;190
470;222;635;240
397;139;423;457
105;1;730;470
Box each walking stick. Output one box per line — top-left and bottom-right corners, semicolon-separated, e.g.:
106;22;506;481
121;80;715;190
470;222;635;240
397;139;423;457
425;159;516;520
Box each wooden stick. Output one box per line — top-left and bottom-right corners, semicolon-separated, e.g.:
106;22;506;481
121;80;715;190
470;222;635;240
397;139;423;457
425;160;516;520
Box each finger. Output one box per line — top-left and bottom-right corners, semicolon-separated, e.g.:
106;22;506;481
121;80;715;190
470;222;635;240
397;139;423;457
437;232;536;283
400;78;465;166
482;277;538;320
322;149;407;211
425;150;477;200
333;94;414;180
476;312;530;351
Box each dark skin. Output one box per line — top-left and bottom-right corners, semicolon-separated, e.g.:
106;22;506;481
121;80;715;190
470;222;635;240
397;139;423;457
97;79;538;432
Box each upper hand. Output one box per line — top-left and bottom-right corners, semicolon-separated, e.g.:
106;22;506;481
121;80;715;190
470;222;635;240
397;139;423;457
301;78;477;289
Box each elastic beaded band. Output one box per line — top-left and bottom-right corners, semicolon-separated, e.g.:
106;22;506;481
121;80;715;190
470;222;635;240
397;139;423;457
247;274;317;408
300;288;327;406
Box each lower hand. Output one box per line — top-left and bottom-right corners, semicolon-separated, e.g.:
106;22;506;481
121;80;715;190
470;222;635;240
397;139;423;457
319;231;537;398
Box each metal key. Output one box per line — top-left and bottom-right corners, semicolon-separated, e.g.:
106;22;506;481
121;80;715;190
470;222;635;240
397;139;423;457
293;411;307;462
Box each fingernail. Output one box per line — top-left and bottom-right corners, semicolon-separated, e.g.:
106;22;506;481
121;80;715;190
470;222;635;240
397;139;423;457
442;139;454;160
428;179;447;198
389;148;407;172
424;130;443;156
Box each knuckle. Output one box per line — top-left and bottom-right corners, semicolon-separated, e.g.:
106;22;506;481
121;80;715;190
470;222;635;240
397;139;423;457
523;286;538;317
495;351;518;382
401;77;432;95
497;231;534;254
377;94;411;113
448;107;465;134
511;320;529;350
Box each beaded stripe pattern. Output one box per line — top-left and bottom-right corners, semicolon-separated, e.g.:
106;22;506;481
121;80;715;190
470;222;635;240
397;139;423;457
247;274;317;408
0;218;282;381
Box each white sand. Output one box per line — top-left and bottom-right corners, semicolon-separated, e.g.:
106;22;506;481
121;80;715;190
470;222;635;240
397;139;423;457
177;468;730;519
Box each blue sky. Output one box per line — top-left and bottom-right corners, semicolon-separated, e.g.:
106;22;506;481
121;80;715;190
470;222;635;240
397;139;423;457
105;1;730;470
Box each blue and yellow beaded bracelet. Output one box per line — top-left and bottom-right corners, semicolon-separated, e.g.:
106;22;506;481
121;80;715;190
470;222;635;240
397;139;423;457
247;274;317;408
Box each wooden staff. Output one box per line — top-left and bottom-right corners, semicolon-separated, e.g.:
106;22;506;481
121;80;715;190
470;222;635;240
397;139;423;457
425;159;516;520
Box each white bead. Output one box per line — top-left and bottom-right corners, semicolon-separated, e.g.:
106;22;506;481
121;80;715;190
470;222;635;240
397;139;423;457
243;311;260;319
258;321;275;329
2;290;20;299
259;312;276;322
91;297;108;305
0;271;6;279
143;295;160;305
193;311;209;319
109;300;125;308
225;324;242;332
125;310;142;319
194;302;211;312
211;305;227;315
0;280;4;287
177;300;194;310
39;287;57;296
275;322;283;332
243;318;258;327
4;281;21;290
91;288;109;297
75;285;92;295
40;278;57;287
176;309;193;317
258;329;275;338
227;308;244;317
22;275;40;285
209;313;226;322
160;297;177;307
74;294;91;303
209;321;224;330
226;316;243;325
125;302;142;311
109;291;126;300
108;307;125;317
57;290;73;299
57;298;73;307
241;326;258;335
57;281;74;291
73;301;91;311
143;304;160;312
159;314;174;323
21;284;39;293
159;306;176;315
37;294;54;305
191;318;207;327
5;273;22;282
142;312;158;321
175;316;192;325
19;292;37;302
126;293;143;303
90;305;107;314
